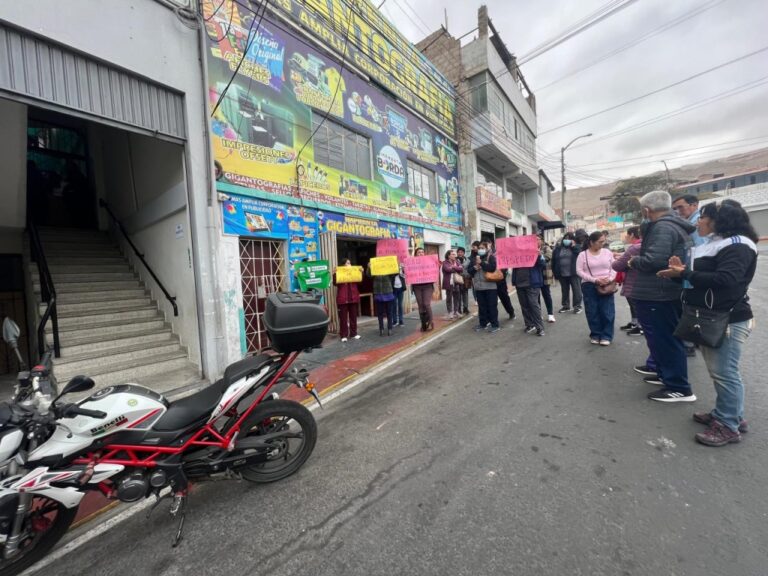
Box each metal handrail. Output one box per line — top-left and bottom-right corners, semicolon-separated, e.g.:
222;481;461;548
99;199;178;316
27;220;60;358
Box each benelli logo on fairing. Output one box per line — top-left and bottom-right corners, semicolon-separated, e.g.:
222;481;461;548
90;415;128;436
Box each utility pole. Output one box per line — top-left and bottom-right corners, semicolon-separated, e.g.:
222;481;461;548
560;133;592;228
661;160;670;191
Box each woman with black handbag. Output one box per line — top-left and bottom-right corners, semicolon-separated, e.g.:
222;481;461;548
658;201;759;447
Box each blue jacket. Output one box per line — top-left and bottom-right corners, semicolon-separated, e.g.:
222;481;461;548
511;255;546;288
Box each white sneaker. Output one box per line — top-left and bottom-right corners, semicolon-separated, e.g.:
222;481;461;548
341;337;348;342
353;334;361;340
547;315;556;323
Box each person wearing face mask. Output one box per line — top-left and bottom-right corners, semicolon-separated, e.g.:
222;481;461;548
628;190;696;403
552;232;583;313
464;241;481;307
468;241;501;333
455;247;470;314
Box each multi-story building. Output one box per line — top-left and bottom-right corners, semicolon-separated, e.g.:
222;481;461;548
0;0;218;391
417;6;558;245
0;0;465;385
205;0;463;358
677;168;768;236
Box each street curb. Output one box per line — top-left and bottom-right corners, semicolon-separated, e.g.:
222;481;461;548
306;314;473;410
23;313;473;574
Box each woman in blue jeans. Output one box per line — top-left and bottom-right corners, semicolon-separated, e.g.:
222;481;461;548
575;231;617;346
659;201;758;447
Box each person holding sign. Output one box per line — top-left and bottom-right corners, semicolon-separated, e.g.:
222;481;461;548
334;259;361;342
441;250;464;320
468;241;501;333
367;262;396;337
512;248;547;337
410;247;435;332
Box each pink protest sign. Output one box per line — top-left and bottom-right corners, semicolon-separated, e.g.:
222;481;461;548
404;255;439;285
495;235;540;269
376;239;409;263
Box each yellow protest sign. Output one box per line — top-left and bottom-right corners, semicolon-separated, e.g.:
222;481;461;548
336;266;363;284
369;255;399;276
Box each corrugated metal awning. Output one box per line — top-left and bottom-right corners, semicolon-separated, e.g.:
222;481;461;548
0;21;186;141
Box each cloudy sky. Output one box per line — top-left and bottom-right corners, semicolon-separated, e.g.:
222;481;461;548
379;0;768;188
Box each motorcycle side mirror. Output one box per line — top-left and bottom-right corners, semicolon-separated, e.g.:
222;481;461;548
2;318;20;349
59;375;95;397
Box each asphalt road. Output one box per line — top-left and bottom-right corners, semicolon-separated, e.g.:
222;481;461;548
39;264;768;576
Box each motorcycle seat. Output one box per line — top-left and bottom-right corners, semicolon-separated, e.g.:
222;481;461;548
152;354;275;432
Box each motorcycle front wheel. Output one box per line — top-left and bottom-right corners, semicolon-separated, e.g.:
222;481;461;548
0;495;77;576
237;399;317;483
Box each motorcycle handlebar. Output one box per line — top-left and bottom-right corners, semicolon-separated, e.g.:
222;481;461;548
59;404;107;420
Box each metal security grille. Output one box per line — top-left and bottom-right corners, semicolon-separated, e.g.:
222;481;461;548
239;239;285;353
0;22;186;141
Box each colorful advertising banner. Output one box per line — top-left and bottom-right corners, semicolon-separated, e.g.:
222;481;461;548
369;255;399;276
495;235;540;269
376;239;409;263
404;255;439;285
335;266;363;284
204;1;461;231
295;260;331;291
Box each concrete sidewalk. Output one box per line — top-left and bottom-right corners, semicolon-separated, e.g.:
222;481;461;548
69;303;482;530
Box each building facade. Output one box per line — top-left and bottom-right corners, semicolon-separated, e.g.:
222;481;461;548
0;0;222;390
204;0;463;360
417;6;558;246
673;168;768;196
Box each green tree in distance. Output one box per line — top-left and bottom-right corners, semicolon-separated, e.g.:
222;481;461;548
610;174;667;217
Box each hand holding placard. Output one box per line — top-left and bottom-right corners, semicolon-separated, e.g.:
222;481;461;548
404;255;439;284
336;266;363;283
495;235;540;268
369;255;399;276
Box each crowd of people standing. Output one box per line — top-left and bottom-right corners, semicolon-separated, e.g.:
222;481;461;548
332;190;759;448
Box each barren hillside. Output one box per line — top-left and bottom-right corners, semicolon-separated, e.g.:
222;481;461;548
551;146;768;218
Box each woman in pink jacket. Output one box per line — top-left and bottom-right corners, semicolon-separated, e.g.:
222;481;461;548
576;231;617;346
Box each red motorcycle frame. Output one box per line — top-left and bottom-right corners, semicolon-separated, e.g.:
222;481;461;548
71;351;303;476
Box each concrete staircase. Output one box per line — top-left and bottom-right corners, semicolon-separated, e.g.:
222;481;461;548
32;227;202;395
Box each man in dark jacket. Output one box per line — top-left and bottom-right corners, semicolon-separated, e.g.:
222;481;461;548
552;232;582;313
629;190;696;403
512;254;547;336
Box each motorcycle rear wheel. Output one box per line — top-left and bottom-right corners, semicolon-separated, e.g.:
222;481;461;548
0;495;78;576
237;400;317;483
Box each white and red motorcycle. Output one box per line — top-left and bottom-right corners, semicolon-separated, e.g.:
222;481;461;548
0;292;327;575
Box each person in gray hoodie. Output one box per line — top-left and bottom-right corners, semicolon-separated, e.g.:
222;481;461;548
628;190;696;403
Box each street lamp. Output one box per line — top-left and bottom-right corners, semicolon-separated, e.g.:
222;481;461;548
661;160;670;191
561;133;592;228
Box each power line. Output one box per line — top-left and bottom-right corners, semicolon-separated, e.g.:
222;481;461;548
391;0;432;37
539;44;768;135
517;0;641;65
210;0;270;118
569;134;768;168
295;0;356;165
536;0;728;92
567;138;768;174
204;0;229;21
567;75;768;147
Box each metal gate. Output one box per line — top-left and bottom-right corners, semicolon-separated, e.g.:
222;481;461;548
319;230;338;334
239;239;285;353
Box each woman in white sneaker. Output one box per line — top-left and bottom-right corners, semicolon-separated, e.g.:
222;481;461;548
658;201;758;447
576;231;617;346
